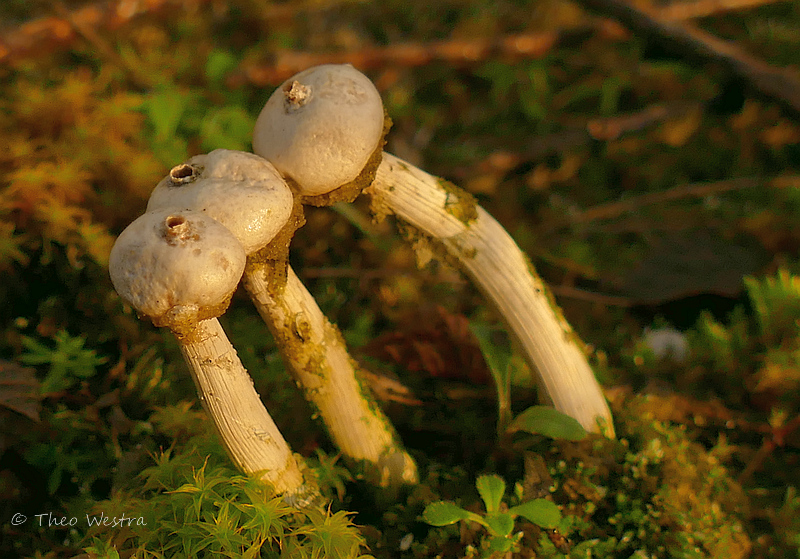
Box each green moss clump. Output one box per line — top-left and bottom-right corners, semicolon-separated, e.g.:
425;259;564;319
535;392;751;558
83;404;370;559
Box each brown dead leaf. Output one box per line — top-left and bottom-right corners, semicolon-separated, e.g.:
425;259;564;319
659;106;702;147
760;121;800;148
0;359;42;422
614;227;769;304
361;305;490;384
359;369;422;406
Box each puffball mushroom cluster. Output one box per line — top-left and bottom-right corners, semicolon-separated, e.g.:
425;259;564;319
110;68;417;499
109;63;615;502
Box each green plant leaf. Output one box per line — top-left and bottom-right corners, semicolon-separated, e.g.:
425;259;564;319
142;87;188;141
423;501;479;527
205;50;238;84
484;512;514;537
470;323;513;433
470;324;511;385
487;534;514;553
476;474;506;513
199;106;253;152
506;406;587;441
509;499;562;529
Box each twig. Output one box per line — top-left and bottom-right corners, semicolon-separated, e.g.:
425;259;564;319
657;0;790;21
572;176;761;224
1;0;196;65
738;413;800;483
548;174;800;230
229;31;572;88
548;284;633;307
0;0;363;66
457;100;702;181
574;0;800;116
2;0;790;74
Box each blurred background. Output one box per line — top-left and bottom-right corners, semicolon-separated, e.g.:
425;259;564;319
1;0;799;557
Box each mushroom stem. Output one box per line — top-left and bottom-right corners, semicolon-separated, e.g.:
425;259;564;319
367;152;615;437
243;262;419;487
178;317;310;496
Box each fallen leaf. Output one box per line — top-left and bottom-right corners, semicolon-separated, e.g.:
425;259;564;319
362;305;490;384
0;359;42;422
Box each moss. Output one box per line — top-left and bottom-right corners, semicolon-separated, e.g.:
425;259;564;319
395;220;464;272
535;392;752;558
367;181;394;223
82;408;362;557
447;233;479;259
438;177;479;224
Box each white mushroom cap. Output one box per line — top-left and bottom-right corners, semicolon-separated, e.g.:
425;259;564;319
146;149;294;255
252;64;385;197
109;209;246;330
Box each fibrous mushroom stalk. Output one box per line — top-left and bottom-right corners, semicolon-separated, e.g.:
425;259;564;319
180;318;308;496
244;262;419;487
368;153;615;437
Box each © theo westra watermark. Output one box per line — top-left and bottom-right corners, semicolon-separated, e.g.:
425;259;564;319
10;511;147;528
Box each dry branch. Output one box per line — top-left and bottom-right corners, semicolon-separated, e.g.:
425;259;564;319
0;0;345;66
657;0;788;21
570;175;766;224
0;0;200;65
4;0;791;87
459;100;702;181
229;31;573;88
575;0;800;115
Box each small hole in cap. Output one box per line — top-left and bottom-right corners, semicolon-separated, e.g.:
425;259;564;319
169;163;199;185
166;215;186;228
162;214;190;244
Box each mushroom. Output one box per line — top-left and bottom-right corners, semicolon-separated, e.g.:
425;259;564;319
367;155;615;437
252;64;388;206
146;149;418;487
252;65;614;437
147;149;295;255
109;209;310;498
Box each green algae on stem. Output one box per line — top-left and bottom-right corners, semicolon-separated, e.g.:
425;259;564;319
243;261;419;488
367;152;615;437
